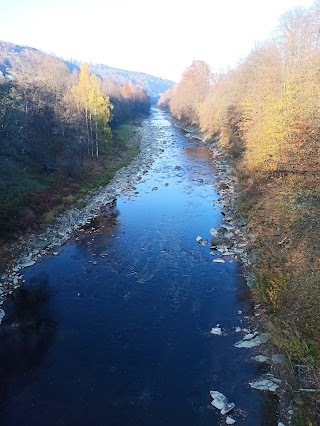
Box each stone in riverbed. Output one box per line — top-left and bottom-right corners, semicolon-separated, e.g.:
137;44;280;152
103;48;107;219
210;391;235;415
271;354;285;364
210;326;223;336
19;260;36;269
210;228;218;236
220;224;235;231
252;355;269;363
221;402;235;415
0;309;5;324
234;332;270;348
249;375;281;392
210;391;228;410
210;235;233;248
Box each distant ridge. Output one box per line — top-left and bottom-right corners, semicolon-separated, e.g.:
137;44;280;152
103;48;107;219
0;40;174;101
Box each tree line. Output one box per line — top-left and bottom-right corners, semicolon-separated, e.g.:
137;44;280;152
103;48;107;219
159;0;320;400
159;3;320;175
0;50;150;177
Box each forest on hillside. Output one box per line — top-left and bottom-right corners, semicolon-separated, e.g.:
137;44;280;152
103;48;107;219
159;2;320;414
0;45;153;237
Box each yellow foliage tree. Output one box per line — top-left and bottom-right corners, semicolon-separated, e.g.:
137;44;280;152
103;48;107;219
72;63;112;159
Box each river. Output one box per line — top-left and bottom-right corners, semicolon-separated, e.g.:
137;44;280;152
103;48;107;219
0;109;277;425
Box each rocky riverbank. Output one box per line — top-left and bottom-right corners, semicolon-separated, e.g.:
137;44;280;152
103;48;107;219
176;121;295;426
0;110;292;425
0;117;165;316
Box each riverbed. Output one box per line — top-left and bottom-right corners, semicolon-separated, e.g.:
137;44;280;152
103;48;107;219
0;109;277;425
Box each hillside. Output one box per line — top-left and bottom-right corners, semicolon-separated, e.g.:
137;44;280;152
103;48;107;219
0;41;174;102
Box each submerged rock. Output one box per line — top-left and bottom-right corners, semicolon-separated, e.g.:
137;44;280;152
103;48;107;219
0;309;5;324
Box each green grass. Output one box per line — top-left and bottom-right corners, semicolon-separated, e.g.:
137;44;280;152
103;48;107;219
114;123;133;143
0;122;141;242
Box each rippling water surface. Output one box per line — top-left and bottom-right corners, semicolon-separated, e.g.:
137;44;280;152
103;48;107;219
0;109;276;425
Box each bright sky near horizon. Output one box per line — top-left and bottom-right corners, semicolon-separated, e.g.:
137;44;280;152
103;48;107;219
0;0;315;82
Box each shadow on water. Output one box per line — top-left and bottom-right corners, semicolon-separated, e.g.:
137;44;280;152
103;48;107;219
82;198;119;233
0;272;57;408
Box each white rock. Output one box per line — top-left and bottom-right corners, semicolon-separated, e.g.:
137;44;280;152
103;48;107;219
222;251;235;256
235;327;242;333
0;309;5;324
210;228;218;236
220;224;235;231
221;402;235;415
224;232;234;240
210;391;228;410
278;422;286;426
226;416;236;425
252;355;269;363
210;327;223;336
243;332;258;340
234;333;270;348
196;236;202;243
249;375;281;392
20;260;36;268
212;258;225;263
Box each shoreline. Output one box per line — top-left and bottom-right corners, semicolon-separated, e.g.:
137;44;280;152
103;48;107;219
173;117;293;425
0;111;164;314
0;108;291;424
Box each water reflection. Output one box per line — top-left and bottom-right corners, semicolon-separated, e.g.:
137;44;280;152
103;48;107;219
0;272;57;406
82;198;119;233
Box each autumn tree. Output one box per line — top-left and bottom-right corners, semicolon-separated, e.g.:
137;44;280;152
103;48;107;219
169;60;212;125
72;63;112;159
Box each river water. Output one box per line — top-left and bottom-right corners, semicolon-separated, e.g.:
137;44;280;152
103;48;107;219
0;109;276;425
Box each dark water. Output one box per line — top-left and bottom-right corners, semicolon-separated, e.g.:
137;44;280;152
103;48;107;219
0;109;277;425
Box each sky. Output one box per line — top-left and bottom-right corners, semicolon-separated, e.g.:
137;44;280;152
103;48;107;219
0;0;315;82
